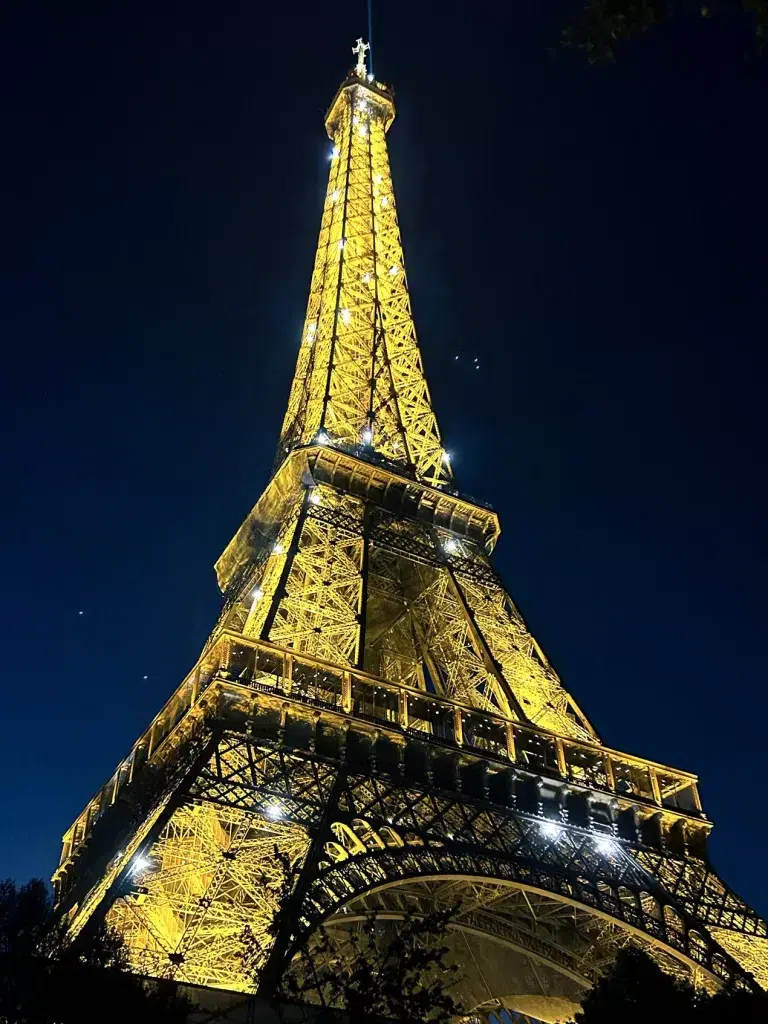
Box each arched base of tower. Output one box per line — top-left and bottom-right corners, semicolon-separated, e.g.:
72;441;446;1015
283;877;718;1023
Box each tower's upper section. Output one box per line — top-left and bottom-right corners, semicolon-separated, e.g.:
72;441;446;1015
278;44;451;488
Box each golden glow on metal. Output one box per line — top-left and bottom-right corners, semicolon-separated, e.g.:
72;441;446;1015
279;73;449;487
106;802;309;991
54;47;767;1003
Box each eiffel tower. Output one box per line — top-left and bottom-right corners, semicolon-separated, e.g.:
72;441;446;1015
54;42;768;1021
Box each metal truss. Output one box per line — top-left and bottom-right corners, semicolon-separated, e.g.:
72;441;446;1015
279;72;448;487
53;52;768;1017
57;725;768;1002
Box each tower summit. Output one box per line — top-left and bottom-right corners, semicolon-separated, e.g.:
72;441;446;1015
279;41;448;488
54;46;768;1013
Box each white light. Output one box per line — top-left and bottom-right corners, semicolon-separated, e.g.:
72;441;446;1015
595;836;617;855
306;322;316;343
362;272;371;283
361;426;373;444
309;490;322;506
338;238;346;250
442;451;451;464
389;265;399;276
330;189;340;203
251;586;263;602
367;73;374;82
272;542;284;555
540;822;562;840
316;430;329;445
443;538;458;554
341;308;351;325
381;197;388;207
131;855;152;876
374;174;382;183
330;147;339;160
265;802;283;820
358;124;368;137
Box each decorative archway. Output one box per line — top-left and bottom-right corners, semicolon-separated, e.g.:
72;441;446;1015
282;816;745;1016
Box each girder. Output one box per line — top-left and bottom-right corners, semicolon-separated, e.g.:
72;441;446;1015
52;47;767;1018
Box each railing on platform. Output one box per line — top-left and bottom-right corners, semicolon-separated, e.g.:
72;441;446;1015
58;629;704;869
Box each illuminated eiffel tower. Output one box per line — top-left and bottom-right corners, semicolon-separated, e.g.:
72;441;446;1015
55;42;768;1021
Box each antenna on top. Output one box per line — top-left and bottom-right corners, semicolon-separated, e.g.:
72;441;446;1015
352;38;371;79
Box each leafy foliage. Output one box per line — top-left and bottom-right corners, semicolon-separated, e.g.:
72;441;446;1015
573;946;768;1023
283;908;464;1024
0;878;189;1024
561;0;768;61
239;848;462;1024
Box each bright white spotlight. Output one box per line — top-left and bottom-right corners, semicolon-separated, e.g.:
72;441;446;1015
341;308;351;325
308;490;322;506
316;430;329;445
540;821;562;840
442;451;452;464
131;854;152;876
330;147;339;160
265;802;283;820
251;586;263;601
443;538;458;554
272;542;284;555
595;835;617;855
361;426;373;444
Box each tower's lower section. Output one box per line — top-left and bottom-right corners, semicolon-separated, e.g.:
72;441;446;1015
55;672;768;1011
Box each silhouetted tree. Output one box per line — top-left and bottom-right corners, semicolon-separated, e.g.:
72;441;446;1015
0;878;189;1024
573;947;698;1022
282;908;463;1024
240;850;462;1024
573;946;768;1023
561;0;768;62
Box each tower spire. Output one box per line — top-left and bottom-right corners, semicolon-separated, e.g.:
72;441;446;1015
279;50;450;487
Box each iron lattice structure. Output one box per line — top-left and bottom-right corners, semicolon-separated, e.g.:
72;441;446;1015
54;49;768;1023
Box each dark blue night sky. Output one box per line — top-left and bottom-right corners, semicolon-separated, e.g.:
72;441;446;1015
1;1;766;919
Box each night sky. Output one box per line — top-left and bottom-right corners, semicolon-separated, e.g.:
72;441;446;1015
2;1;767;918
